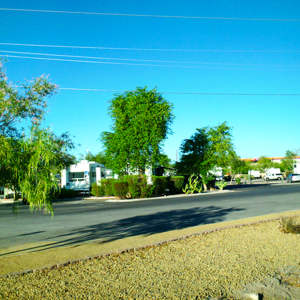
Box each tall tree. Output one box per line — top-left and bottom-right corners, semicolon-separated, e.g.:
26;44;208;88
281;150;297;172
100;87;174;175
256;156;274;172
0;60;75;213
176;122;235;177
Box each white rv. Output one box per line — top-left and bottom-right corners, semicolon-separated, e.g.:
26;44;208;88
248;170;261;178
61;160;106;194
294;163;300;174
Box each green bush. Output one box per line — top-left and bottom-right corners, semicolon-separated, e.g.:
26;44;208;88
215;180;227;190
152;176;168;196
167;176;185;194
112;181;129;199
123;175;141;199
91;182;105;197
57;188;78;199
139;175;155;198
236;178;241;184
100;178;116;196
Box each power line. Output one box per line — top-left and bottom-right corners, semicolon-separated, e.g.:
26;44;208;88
58;87;300;96
0;42;299;53
1;50;299;68
0;8;299;22
4;54;299;71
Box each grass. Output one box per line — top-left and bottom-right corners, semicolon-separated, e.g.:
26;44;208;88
279;216;300;234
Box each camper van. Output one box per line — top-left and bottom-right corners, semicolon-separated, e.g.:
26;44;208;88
61;160;106;194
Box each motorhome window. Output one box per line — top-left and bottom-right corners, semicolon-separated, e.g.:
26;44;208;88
69;172;85;179
92;172;96;177
78;179;85;181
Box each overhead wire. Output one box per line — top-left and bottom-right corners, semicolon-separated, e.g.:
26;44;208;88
1;50;299;68
0;8;299;22
3;54;299;71
0;43;299;53
57;88;300;96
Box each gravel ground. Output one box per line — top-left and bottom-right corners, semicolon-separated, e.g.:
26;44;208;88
1;219;300;299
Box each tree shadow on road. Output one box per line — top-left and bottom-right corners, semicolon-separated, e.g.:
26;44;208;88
48;205;244;247
0;205;244;256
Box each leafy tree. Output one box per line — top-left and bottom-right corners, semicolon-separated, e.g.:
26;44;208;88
256;156;274;172
0;60;75;213
281;150;297;172
207;122;235;169
225;153;245;182
176;122;234;176
175;127;210;176
100;87;174;175
79;151;110;167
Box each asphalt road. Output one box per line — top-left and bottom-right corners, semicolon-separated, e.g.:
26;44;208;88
1;182;300;252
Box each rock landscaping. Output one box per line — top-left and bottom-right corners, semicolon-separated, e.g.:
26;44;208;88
1;219;300;299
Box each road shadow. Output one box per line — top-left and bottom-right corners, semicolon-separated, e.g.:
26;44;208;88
225;183;273;190
0;205;244;256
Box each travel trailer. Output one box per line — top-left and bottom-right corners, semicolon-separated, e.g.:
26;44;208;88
61;160;106;194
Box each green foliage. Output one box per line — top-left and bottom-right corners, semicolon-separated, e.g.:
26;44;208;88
280;216;300;234
139;176;155;198
215;180;227;190
182;174;202;194
256;156;274;172
152;176;168;196
100;87;174;175
99;178;116;196
57;188;78;199
122;175;141;199
0;61;75;214
280;150;297;172
91;182;105;197
80;151;110;168
112;181;129;199
176;122;234;178
236;178;241;184
167;176;185;194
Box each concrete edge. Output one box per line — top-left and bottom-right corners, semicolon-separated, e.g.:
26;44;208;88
1;211;299;279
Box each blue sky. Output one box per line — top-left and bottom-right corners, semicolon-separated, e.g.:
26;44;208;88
0;0;299;161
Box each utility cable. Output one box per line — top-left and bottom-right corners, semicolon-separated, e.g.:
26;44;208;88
0;42;299;53
0;8;299;22
3;54;299;71
1;50;299;68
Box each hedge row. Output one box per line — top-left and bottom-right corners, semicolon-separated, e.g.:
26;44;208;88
91;175;185;199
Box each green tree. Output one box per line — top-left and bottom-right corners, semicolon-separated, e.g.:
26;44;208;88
100;87;174;175
80;151;110;167
175;127;211;176
281;150;297;172
0;60;75;213
256;156;274;172
176;122;235;176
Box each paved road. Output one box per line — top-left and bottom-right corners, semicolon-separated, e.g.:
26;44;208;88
0;182;300;252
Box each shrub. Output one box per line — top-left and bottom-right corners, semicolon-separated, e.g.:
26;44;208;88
100;178;116;196
279;216;300;234
215;180;227;190
123;175;141;199
167;176;185;194
182;174;202;194
236;178;241;184
91;182;105;197
57;188;78;199
139;175;155;198
152;176;168;196
112;181;129;199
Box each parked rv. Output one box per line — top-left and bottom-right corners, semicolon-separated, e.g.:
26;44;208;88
61;160;106;195
248;170;261;179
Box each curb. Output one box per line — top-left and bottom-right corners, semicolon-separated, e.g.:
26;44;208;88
1;213;298;279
